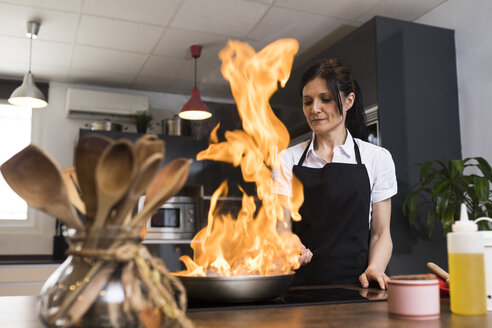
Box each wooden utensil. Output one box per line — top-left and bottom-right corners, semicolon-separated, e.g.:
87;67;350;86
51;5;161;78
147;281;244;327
110;152;163;225
61;167;86;215
75;134;112;224
64;165;80;190
88;139;137;246
0;144;84;230
427;262;449;283
135;134;165;165
65;261;119;326
132;158;192;228
139;305;164;328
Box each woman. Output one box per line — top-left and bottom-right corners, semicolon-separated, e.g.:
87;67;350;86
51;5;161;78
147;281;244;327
275;58;397;289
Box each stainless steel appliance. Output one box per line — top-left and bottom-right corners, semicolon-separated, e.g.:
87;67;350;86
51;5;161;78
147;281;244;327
365;104;379;146
85;120;123;131
138;195;198;241
178;273;295;303
161;116;191;136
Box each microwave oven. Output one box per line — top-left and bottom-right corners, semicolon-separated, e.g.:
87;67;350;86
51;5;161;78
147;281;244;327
138;195;198;241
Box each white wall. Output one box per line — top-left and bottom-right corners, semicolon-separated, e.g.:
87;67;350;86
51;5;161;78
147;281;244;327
416;0;492;163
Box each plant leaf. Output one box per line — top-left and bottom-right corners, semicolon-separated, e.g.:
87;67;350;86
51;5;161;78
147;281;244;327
422;171;437;187
408;204;421;227
473;176;489;203
404;157;492;238
432;180;450;198
450;159;465;175
436;190;450;216
419;161;434;182
475;157;492;182
427;207;437;237
435;160;447;172
442;205;456;234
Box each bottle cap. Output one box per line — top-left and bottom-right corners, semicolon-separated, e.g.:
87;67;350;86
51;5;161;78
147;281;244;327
452;203;478;232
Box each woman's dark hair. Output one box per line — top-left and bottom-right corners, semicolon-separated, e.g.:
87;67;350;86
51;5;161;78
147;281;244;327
299;58;368;141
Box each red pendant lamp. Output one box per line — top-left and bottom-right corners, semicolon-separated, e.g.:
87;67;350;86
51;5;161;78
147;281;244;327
178;45;212;120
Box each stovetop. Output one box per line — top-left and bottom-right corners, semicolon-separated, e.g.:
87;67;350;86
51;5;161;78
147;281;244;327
187;287;387;312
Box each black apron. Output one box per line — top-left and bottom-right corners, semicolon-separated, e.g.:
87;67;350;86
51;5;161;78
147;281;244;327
292;137;371;285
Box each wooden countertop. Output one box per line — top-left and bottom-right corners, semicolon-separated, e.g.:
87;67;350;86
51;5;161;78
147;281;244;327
1;288;490;328
188;298;491;328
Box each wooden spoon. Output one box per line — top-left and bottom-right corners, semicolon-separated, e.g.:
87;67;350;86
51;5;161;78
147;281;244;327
139;305;164;328
110;152;163;226
61;167;86;215
75;134;112;225
88;139;137;245
0;144;84;230
65;261;118;325
132;158;192;228
135;134;165;165
64;165;80;190
427;262;449;283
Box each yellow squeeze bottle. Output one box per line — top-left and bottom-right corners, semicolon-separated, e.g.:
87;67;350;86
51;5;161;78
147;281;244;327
447;204;487;315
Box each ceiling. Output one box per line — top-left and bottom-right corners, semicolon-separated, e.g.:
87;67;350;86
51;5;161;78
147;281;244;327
0;0;446;100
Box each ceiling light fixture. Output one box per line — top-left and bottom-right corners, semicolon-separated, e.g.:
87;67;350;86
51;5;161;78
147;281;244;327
178;45;212;120
8;21;48;109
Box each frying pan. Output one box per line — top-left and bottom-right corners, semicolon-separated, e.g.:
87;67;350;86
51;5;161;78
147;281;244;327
176;273;295;303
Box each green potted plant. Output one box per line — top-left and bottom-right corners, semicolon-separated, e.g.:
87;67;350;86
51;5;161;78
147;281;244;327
403;157;492;236
132;111;153;133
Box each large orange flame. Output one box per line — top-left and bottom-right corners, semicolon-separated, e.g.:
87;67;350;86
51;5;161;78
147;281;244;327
177;39;304;277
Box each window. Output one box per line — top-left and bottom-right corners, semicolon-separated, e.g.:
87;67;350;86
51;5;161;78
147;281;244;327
0;103;31;220
0;102;53;256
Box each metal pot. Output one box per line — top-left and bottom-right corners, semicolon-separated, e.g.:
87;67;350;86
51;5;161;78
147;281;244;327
176;273;295;303
161;117;190;136
86;121;123;132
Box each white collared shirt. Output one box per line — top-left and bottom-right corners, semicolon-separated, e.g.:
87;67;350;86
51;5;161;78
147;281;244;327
273;130;397;223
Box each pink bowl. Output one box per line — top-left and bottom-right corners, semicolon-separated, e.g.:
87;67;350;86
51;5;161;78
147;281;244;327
387;274;440;320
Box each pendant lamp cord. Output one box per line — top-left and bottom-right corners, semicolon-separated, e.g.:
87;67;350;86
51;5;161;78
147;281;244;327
28;34;33;73
193;57;197;89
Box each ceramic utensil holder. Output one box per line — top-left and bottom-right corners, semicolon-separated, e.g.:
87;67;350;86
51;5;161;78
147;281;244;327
387;274;440;320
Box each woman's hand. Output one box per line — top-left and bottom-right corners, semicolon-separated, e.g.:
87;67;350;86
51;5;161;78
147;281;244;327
299;243;313;266
281;228;312;267
359;268;390;289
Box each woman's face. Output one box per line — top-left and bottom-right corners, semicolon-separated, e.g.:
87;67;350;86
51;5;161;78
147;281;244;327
302;77;353;136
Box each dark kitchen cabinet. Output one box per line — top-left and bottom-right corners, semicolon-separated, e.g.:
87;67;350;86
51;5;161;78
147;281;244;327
271;16;461;275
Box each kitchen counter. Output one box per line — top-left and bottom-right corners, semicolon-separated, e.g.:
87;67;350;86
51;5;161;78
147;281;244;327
1;287;490;327
188;298;491;328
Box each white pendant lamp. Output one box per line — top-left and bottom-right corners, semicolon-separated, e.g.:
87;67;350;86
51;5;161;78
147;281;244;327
178;45;212;120
8;21;47;109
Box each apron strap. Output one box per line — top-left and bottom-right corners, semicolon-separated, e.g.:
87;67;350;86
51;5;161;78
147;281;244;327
297;136;363;165
297;140;311;166
354;140;362;165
